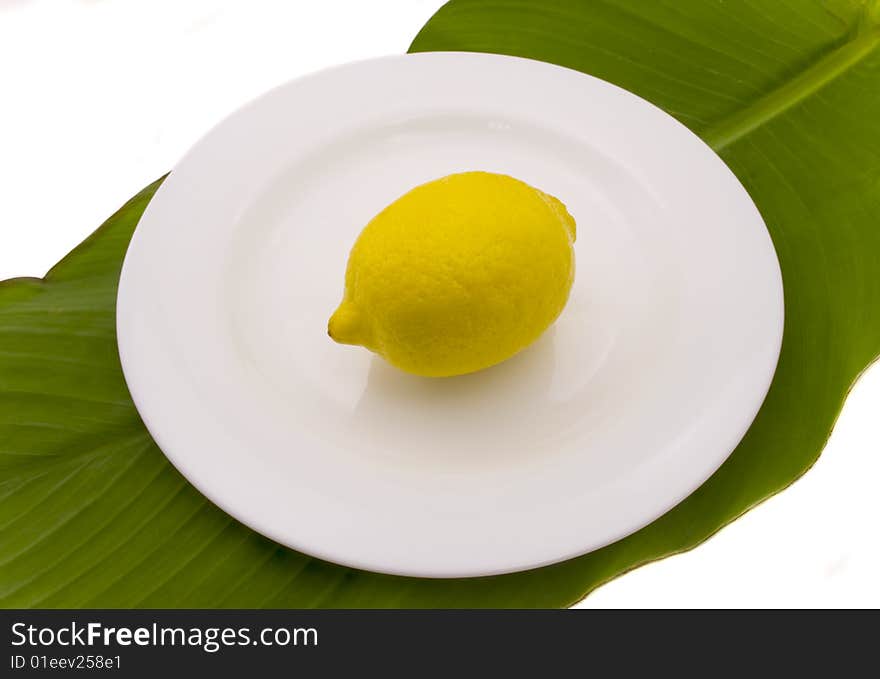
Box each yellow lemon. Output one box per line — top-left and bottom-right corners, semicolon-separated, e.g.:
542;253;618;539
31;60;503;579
328;171;576;377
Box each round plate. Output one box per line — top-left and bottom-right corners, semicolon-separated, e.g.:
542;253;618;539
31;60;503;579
117;52;783;578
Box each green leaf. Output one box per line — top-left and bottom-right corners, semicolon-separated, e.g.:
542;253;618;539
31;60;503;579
2;0;879;607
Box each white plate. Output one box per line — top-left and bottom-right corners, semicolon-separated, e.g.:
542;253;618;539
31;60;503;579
117;52;783;578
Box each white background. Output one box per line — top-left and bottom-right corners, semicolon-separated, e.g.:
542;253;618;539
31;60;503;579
1;0;877;607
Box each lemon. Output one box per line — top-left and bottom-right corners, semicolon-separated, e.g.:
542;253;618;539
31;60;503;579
328;171;576;377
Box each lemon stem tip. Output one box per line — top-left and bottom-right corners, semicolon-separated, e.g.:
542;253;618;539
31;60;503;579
328;303;365;346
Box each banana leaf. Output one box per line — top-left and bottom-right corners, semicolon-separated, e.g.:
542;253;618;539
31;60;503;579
2;0;879;607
